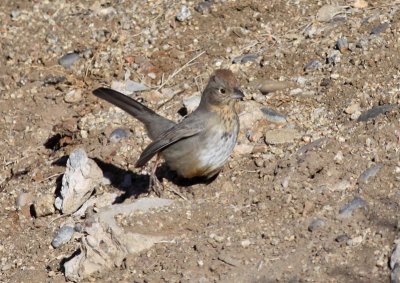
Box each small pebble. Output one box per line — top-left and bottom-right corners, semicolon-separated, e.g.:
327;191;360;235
109;128;129;143
74;223;83;232
254;158;264;167
264;128;301;145
290;88;303;95
339;196;367;218
352;0;368;8
335;234;350;243
358;164;383;184
195;1;213;14
241;239;251;248
64;89;82;103
95;6;117;17
316;4;345;22
344;103;361;115
232;54;258;64
333;151;344;163
147;72;156;79
256;79;293;95
260;107;287;123
304;60;322;72
176;5;191;22
371;22;390;35
296;77;307;85
336;37;349;53
356;36;369;49
330;73;340;80
1;263;12;271
82;48;93;59
308;218;326;232
357;104;395;122
10;10;20;18
43;75;66;85
330;180;352;192
15;192;34;208
320;78;331;87
46;33;59;45
346;235;363;246
326;50;341;65
52;225;75;248
125;80;149;92
218;254;241;266
58;52;80;68
270;237;280;246
183;95;201;113
233;143;254;155
34;194;55;217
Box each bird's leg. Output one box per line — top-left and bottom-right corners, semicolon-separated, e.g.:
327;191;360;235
148;155;187;200
149;154;163;196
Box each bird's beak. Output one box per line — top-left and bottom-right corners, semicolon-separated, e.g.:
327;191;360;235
231;88;244;100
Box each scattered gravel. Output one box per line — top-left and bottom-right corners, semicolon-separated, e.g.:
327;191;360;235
1;0;400;282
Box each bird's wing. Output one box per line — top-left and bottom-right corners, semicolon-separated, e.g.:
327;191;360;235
135;117;206;167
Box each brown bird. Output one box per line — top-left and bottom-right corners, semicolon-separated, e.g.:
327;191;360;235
93;69;243;187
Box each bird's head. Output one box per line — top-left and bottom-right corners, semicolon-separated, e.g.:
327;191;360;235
200;69;244;108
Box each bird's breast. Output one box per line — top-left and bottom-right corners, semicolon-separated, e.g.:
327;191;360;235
162;107;239;179
195;110;239;176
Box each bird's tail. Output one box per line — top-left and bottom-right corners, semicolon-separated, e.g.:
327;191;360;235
93;87;175;139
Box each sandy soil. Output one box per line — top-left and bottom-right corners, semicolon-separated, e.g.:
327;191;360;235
1;0;400;282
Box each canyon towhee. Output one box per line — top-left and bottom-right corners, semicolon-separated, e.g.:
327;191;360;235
93;69;243;185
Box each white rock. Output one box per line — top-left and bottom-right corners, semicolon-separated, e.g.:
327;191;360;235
64;197;174;281
58;148;103;214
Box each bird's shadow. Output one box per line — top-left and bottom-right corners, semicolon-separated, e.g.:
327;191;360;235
52;154;217;204
94;158;218;202
93;158;150;202
94;158;218;203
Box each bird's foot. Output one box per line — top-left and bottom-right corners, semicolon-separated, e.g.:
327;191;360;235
149;173;163;197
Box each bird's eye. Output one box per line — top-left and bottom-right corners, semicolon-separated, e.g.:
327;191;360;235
219;88;226;94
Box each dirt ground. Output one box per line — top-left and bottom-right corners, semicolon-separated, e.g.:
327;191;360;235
1;0;400;282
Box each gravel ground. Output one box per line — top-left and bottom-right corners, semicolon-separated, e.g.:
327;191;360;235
1;0;400;282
